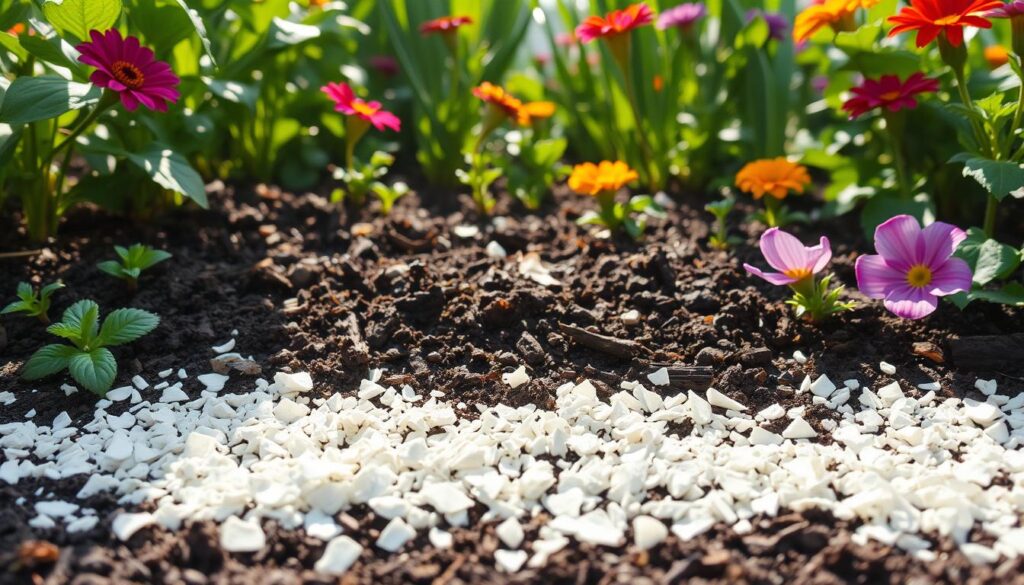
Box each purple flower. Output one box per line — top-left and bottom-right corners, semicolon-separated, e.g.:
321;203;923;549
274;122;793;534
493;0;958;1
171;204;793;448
987;0;1024;17
744;228;832;285
657;3;707;30
855;215;973;320
747;10;789;40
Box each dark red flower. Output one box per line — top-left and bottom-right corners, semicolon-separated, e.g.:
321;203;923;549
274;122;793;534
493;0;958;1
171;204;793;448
842;72;939;118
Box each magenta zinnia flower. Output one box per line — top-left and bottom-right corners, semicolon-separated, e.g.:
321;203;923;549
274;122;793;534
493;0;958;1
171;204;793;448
842;73;939;119
321;82;400;132
856;215;973;320
744;228;832;285
658;3;707;30
76;29;180;112
987;0;1024;16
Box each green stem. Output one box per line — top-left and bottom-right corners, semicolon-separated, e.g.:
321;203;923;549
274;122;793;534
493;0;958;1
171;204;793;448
885;113;911;198
763;196;782;227
983;194;998;238
610;44;660;192
1006;59;1024;160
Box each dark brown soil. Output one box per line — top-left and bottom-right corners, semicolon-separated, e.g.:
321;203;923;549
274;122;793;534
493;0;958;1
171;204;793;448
2;183;1022;584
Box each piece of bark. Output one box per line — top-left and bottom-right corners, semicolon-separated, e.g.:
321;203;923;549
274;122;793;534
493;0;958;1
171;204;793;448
558;322;650;360
663;365;714;390
950;333;1024;370
337;313;370;367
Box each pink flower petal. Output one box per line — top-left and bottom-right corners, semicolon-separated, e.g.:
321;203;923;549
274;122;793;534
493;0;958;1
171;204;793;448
920;221;967;267
883;285;938;319
928;257;973;296
759;228;809;273
120;91;140;111
855;254;906;299
808;236;832;273
873;214;921;271
743;263;797;286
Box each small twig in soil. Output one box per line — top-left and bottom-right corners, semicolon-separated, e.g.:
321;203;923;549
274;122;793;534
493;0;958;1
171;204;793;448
645;363;715;390
0;249;43;259
558;322;651;360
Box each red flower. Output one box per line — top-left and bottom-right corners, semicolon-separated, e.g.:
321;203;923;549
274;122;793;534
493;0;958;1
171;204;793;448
76;29;180;112
575;3;654;43
888;0;1003;47
420;15;473;35
842;73;939;118
321;82;400;132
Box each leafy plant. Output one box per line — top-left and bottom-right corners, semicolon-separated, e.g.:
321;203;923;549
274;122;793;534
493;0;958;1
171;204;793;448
704;196;741;250
949;228;1024;308
2;281;64;323
97;244;172;289
381;1;532;186
504;136;569;210
0;0;210;241
331;151;409;213
456;152;503;215
22;300;159;396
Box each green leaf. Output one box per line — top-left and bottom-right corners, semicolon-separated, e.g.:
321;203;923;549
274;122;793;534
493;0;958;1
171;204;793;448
125;144;208;208
97;260;127;279
97;308;159;346
61;299;99;338
0;76;102;125
68;347;117;395
47;322;82;342
18;35;85;76
952;155;1024;201
205;79;258;110
43;0;121;42
2;301;30;315
138;249;171;269
171;0;216;66
16;281;32;298
40;282;65;298
949;282;1024;308
22;344;78;380
955;228;1021;286
267;17;320;49
835;25;880;52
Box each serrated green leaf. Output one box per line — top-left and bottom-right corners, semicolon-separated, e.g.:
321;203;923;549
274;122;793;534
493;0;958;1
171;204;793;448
22;343;78;380
97;308;159;346
2;300;29;314
47;322;82;342
62;299;98;332
42;0;122;42
954;156;1024;201
68;347;117;395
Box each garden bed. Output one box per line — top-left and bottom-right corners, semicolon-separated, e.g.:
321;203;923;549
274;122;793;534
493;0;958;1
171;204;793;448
3;185;1023;584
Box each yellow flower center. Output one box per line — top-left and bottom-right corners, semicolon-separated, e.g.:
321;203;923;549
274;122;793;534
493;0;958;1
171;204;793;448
784;267;812;281
112;60;145;90
351;101;378;117
880;90;902;101
906;264;932;288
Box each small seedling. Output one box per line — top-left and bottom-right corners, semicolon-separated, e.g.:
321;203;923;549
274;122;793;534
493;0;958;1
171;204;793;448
97;244;172;289
331;151;409;213
2;282;64;323
22;300;159;396
705;197;742;250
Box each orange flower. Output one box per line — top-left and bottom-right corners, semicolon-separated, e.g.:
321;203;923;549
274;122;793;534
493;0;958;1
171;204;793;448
576;3;654;43
473;82;522;118
794;0;880;42
472;83;556;125
888;0;1001;47
568;161;638;196
652;74;664;92
735;158;811;200
985;44;1010;68
420;15;473;35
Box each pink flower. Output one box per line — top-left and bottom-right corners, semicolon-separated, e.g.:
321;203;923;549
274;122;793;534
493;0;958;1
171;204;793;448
76;29;180;112
576;3;654;43
855;215;973;319
321;82;400;132
744;228;832;285
841;73;939;119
